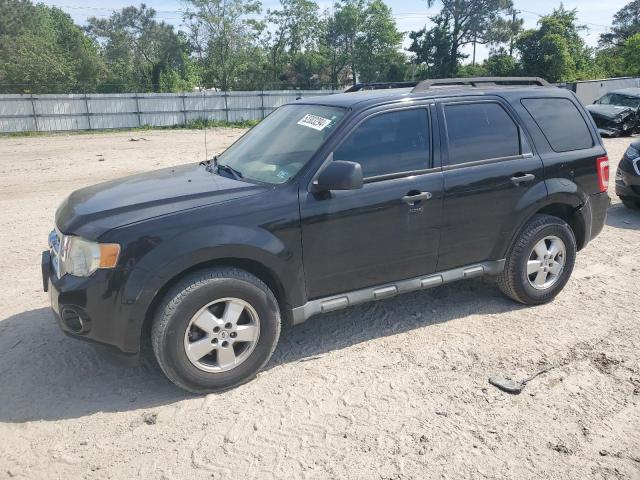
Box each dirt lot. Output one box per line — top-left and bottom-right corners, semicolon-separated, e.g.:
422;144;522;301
0;129;639;480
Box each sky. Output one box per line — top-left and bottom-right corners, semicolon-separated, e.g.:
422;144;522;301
40;0;630;63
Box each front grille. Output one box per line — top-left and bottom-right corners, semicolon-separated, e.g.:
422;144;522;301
592;115;618;129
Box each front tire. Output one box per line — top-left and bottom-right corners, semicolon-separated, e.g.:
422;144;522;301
151;267;281;393
497;214;576;305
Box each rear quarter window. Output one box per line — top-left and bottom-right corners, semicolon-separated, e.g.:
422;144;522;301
521;98;593;152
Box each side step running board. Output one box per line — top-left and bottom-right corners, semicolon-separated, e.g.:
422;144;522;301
291;260;505;325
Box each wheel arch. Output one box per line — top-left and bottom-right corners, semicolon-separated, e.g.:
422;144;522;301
499;199;588;261
140;257;291;347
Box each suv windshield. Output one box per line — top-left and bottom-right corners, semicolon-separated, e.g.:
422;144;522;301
217;104;346;184
597;93;640;109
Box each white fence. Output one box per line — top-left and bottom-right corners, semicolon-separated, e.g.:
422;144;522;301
568;77;640;105
0;90;337;133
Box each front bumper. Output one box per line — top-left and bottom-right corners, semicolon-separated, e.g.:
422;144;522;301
42;251;140;355
615;164;640;200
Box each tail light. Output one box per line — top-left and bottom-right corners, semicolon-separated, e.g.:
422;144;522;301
597;156;609;192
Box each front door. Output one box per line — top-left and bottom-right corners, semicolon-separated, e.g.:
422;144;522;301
300;106;444;299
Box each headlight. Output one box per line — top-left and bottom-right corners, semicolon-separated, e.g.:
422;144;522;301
60;235;120;277
625;145;640;160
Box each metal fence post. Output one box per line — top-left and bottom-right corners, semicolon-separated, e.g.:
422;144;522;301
84;94;92;130
181;94;187;125
30;94;39;132
260;91;266;120
134;94;142;127
224;91;229;122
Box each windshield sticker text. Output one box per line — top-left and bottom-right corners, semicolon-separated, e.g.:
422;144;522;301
297;114;332;131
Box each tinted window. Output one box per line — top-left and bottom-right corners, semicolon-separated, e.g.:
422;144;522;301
521;98;593;152
334;109;429;177
445;102;521;165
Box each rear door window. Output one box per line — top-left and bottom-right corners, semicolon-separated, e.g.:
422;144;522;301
444;102;521;166
521;98;593;152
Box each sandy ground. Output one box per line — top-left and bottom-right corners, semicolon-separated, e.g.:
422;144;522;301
0;129;639;480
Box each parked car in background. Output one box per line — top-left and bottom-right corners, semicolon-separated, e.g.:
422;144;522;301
43;77;610;393
586;89;640;137
616;140;640;209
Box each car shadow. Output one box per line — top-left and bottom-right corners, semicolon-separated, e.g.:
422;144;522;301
0;278;524;423
606;201;640;230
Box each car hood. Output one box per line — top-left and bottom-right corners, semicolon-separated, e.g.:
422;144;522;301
587;104;634;120
56;163;269;239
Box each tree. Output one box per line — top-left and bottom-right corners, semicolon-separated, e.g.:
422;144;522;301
620;32;640;74
183;0;263;91
516;6;596;83
490;7;524;56
265;0;321;84
354;0;404;82
87;4;186;92
485;49;520;75
408;11;459;78
0;0;105;93
421;0;513;76
600;0;640;46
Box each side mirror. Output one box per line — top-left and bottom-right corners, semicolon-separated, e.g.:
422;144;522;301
312;158;363;192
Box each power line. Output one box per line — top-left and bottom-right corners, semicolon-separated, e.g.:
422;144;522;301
42;1;612;32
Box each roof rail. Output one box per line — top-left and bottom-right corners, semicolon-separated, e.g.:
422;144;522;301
412;77;549;92
345;82;418;92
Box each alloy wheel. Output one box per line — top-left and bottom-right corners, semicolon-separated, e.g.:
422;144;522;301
183;298;260;373
526;235;566;290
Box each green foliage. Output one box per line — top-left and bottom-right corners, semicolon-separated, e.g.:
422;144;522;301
183;0;264;91
3;0;640;94
415;0;513;76
87;4;189;92
601;0;640;46
516;6;596;83
0;1;105;93
620;33;640;74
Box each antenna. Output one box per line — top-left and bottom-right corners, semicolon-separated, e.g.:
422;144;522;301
202;84;209;161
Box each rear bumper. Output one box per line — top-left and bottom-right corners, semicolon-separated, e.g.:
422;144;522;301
42;251;141;356
585;191;610;244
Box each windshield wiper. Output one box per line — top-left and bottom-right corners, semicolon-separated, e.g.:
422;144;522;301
216;163;244;180
201;155;244;180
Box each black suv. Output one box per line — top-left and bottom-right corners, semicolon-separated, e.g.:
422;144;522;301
42;77;610;393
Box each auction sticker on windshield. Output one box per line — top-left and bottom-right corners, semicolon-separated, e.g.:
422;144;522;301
297;114;333;131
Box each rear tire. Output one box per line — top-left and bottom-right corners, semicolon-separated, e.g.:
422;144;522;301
497;214;576;305
621;198;640;210
151;267;281;394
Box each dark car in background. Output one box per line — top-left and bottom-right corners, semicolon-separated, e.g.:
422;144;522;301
616;139;640;209
587;88;640;137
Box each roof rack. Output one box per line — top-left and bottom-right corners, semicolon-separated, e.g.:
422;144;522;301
412;77;549;92
345;82;418;92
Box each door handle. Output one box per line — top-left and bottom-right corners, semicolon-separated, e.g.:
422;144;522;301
510;173;535;185
401;191;432;204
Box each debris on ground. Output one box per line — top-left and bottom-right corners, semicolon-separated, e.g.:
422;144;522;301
142;413;158;425
129;137;148;142
489;366;556;394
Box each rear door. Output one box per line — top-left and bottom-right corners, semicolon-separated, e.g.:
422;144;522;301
436;97;546;271
299;105;444;299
